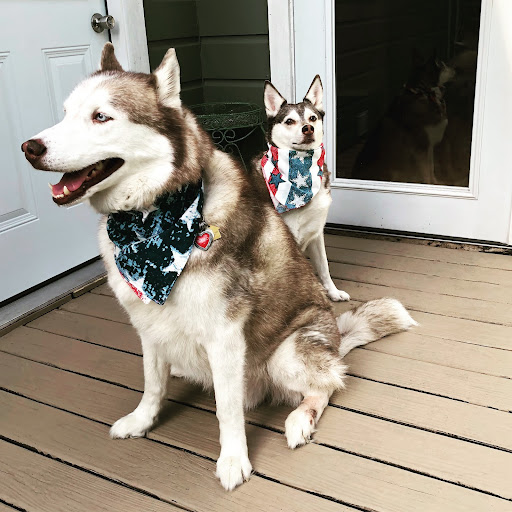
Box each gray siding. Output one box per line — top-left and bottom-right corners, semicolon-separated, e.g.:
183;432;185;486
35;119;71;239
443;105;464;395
144;0;203;105
143;0;270;107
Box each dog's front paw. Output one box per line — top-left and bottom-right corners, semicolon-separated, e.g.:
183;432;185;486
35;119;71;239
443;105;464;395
285;408;316;449
326;286;350;302
110;412;154;439
216;454;252;491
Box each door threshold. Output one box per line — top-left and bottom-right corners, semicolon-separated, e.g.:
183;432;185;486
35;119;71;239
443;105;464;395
0;259;107;336
325;224;512;255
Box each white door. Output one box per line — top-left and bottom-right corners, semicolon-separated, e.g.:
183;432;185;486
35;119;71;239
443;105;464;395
271;0;512;244
0;1;111;302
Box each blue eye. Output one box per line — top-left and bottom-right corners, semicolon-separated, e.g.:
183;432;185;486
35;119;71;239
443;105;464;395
93;112;112;123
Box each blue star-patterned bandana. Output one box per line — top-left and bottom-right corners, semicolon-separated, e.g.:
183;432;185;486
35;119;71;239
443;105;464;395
261;144;325;213
106;183;203;305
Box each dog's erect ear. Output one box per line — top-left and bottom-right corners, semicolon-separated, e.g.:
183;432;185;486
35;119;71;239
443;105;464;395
264;81;286;118
304;75;323;111
100;43;124;72
153;48;181;108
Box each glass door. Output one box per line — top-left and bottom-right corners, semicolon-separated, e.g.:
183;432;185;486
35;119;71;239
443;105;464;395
290;0;512;243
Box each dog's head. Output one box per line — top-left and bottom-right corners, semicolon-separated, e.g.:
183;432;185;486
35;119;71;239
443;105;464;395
21;43;204;213
263;76;324;151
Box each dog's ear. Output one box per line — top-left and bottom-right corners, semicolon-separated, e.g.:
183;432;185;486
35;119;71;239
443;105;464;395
100;43;124;72
153;48;181;108
304;75;323;111
264;81;286;118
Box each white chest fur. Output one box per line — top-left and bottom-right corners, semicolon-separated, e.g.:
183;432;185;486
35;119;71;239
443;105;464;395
281;185;332;251
98;222;231;387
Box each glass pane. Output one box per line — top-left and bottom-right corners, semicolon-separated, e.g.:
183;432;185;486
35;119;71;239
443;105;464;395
335;0;481;186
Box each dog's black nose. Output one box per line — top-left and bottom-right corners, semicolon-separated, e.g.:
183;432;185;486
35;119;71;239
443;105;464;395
302;124;314;135
21;139;47;159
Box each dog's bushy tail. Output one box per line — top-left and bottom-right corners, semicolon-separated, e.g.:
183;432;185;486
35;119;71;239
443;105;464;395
337;298;417;358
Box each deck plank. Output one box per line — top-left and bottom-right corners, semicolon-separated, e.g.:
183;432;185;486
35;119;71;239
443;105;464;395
333;302;512;351
344;348;512;411
0;440;178;512
330;261;512;304
87;276;512;330
0;392;345;512
334;279;512;325
91;283;114;297
2;341;512;500
0;503;18;512
29;309;512;378
53;292;512;354
324;234;512;270
325;246;512;285
10;324;512;412
3;233;512;510
3;340;512;454
25;312;512;450
60;293;129;324
365;332;512;378
0;366;510;511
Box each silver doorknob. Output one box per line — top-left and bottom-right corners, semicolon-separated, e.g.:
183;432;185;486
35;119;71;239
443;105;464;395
91;13;115;33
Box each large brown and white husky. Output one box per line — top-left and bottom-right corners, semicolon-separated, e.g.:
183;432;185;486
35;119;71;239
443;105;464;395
260;77;350;301
22;43;416;491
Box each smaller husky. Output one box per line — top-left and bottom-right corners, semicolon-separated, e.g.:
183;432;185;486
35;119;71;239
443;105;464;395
261;77;350;302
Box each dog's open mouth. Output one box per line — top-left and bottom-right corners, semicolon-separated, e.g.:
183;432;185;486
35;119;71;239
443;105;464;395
49;158;124;205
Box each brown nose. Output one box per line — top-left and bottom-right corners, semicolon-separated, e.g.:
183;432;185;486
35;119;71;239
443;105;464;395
302;124;314;135
21;139;47;160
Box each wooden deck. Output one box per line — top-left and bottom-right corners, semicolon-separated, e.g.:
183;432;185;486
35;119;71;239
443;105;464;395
1;234;512;512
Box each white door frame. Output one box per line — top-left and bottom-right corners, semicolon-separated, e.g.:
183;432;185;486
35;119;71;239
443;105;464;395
267;0;337;187
268;0;512;244
106;0;150;73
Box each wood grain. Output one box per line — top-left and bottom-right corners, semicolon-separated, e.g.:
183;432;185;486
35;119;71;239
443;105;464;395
324;234;512;270
29;308;512;378
87;283;512;351
2;342;512;501
0;392;343;512
334;279;512;325
21;314;512;450
10;323;512;412
0;366;509;511
326;245;512;285
330;261;512;304
0;440;178;512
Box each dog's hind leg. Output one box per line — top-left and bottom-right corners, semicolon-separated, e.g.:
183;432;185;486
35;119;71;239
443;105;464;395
110;338;169;439
305;232;350;302
267;320;347;448
205;322;252;491
284;392;330;448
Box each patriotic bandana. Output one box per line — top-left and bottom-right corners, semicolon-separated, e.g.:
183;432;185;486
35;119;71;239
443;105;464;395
261;144;325;213
106;183;203;305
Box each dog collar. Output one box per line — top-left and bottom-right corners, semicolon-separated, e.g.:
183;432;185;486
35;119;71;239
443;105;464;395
106;183;204;305
261;144;325;213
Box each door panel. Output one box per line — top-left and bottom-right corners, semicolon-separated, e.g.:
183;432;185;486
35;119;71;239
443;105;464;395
0;1;109;301
292;0;512;243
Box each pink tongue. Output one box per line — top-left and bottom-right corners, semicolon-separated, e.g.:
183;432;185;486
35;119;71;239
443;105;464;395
51;166;92;195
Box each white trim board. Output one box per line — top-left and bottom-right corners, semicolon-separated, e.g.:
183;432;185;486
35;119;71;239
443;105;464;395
267;0;296;101
107;0;150;73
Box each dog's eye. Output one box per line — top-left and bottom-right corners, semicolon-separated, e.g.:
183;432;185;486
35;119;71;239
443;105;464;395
309;115;317;122
93;112;112;123
285;119;295;125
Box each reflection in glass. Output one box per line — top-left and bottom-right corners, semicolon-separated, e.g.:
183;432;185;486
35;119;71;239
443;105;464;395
335;1;481;186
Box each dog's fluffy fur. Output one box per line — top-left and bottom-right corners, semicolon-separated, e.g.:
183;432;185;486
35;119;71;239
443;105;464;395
260;77;350;301
23;44;417;491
